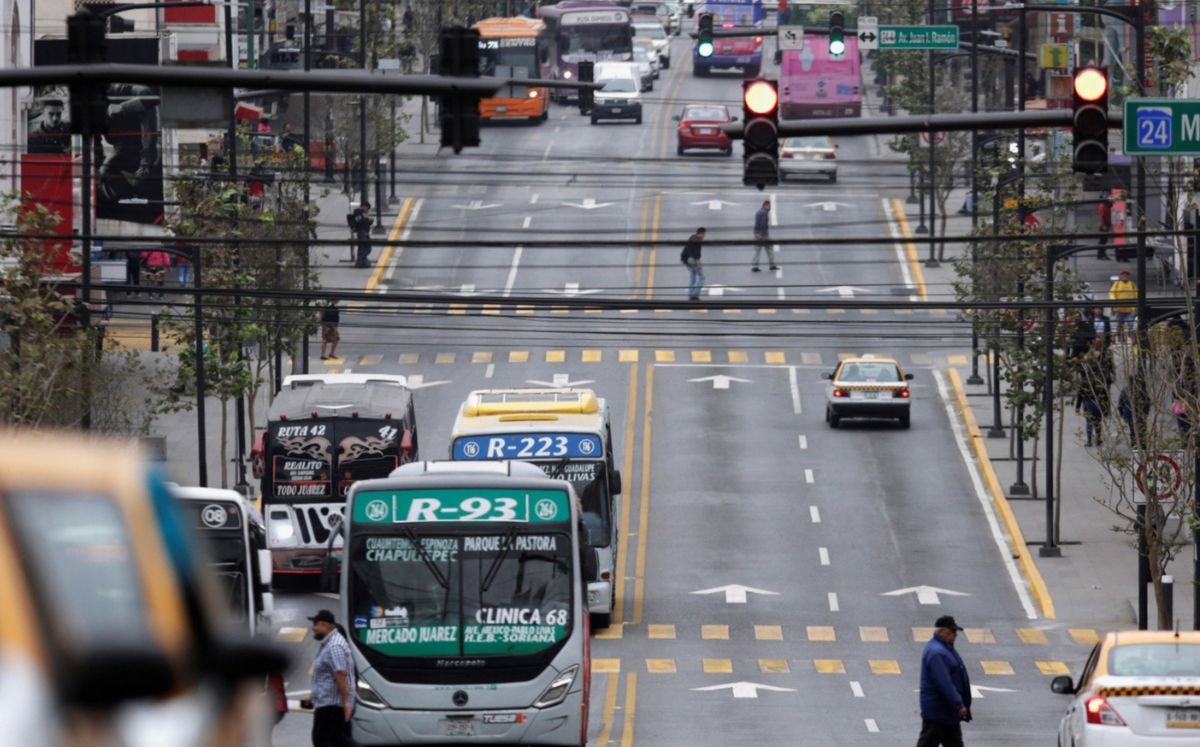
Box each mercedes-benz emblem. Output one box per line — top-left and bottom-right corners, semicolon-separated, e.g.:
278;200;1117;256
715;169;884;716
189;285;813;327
452;690;469;707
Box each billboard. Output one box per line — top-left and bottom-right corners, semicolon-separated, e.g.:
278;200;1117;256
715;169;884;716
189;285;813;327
33;37;163;225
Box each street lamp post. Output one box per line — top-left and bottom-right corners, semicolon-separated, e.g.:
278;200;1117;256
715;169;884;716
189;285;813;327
967;0;984;385
925;0;939;268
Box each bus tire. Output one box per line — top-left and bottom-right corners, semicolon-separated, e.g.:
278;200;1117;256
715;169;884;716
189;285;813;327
591;612;612;630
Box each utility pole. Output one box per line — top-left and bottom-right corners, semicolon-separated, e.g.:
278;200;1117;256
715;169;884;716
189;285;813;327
924;0;939;268
302;0;311;373
967;0;984;385
359;0;368;205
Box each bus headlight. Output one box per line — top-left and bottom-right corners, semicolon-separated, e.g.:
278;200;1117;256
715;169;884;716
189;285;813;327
563;70;573;79
533;665;578;709
356;678;388;709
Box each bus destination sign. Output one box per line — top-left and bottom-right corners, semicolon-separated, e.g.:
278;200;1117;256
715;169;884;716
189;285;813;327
452;433;602;461
353;488;571;525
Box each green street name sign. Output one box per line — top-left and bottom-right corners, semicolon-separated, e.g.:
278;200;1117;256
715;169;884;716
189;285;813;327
1123;98;1200;156
878;25;959;50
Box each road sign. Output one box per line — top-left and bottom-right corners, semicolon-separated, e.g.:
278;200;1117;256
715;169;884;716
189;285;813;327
878;25;959;50
778;25;804;51
1124;98;1200;156
1135;453;1184;502
858;16;878;50
1040;43;1069;70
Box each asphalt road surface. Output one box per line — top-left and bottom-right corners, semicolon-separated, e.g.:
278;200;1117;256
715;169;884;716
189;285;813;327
262;36;1079;747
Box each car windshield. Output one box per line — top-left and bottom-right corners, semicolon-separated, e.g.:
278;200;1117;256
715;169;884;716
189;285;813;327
837;362;901;382
1109;643;1200;676
784;136;832;149
633;23;666;40
685;107;727;121
600;77;637;93
348;532;573;659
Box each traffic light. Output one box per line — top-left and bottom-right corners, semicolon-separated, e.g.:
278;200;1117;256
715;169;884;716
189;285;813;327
67;12;109;134
1072;65;1109;174
742;78;779;189
578;60;594;115
829;11;845;57
697;13;714;59
437;27;482;154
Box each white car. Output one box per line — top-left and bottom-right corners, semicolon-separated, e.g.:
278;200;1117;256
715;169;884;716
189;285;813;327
632;18;671;68
591;61;643;125
779;135;838;183
632;39;656;89
631;1;680;35
1053;630;1200;746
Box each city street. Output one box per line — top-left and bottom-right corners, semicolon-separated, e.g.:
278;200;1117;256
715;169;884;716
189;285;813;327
255;36;1087;746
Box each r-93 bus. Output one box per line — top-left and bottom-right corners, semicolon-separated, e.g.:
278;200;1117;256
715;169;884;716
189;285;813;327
341;461;592;746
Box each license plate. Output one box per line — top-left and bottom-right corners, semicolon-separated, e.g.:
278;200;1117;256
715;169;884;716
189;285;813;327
587;588;600;605
611;108;623;114
865;392;879;400
496;105;508;113
736;56;751;63
1167;708;1200;727
696;127;714;135
445;719;476;737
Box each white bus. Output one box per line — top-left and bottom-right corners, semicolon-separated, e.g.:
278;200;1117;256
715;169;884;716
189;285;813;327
341;461;593;746
449;388;622;629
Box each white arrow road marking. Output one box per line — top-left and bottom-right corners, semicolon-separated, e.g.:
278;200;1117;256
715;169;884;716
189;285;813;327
451;200;501;210
972;685;1018;698
803;201;853;212
561;198;614;210
850;681;864;698
705;284;744;297
690;199;739;211
688;374;752;390
690;584;780;605
405;375;451;390
881;586;971;605
526;373;596;388
865;720;880;733
546;282;603;296
691;682;796;699
817;285;872;298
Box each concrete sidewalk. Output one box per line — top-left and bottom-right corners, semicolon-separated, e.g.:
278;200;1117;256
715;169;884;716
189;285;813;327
892;188;1200;632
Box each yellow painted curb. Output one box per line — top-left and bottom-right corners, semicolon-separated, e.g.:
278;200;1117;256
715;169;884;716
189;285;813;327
365;197;415;293
890;198;929;302
947;367;1056;619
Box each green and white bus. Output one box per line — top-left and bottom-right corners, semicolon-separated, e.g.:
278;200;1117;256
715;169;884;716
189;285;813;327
341;461;592;746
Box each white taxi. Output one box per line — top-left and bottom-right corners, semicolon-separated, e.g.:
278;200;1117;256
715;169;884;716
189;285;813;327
822;354;912;429
1052;630;1200;745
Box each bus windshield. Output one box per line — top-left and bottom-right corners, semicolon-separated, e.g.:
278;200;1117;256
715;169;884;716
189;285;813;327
480;38;539;77
349;532;573;660
559;25;632;62
204;535;250;622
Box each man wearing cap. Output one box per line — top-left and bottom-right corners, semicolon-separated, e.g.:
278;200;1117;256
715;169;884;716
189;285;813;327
917;615;972;747
306;609;358;747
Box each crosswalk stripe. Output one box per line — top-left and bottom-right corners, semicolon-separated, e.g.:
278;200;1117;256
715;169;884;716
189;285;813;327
481;304;501;315
691;350;712;363
981;660;1015;676
582;350;602;363
728;351;748;363
912;627;935;642
595;624;623;640
1037;661;1070;676
859;626;889;643
448;303;467;315
546;350;566;363
703;658;733;674
815;659;846;674
509;351;529;363
947;354;969;365
759;658;790;673
516;305;535;315
472;351;493;364
701;625;729;640
755;625;783;641
1017;628;1048;645
765;351;786;364
801;352;822;365
399;353;420;365
646;658;676;673
435;353;456;364
619;349;639;363
593;659;621;673
1068;628;1100;646
869;660;901;675
655;350;676;362
807;626;836;642
277;627;307;643
359;354;381;366
964;628;996;644
648;624;676;640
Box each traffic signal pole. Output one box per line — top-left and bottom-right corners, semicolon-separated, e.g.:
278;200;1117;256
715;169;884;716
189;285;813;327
925;0;938;269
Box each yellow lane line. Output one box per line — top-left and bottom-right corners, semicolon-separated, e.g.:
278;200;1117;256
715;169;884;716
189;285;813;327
619;672;638;747
632;364;655;624
947;367;1055;619
644;193;662;301
889;198;928;302
365;197;415;293
633;196;649;298
614;362;639;624
595;672;620;747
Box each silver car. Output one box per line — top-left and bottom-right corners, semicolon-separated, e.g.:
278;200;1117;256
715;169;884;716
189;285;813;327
780;135;838;183
822;355;912;429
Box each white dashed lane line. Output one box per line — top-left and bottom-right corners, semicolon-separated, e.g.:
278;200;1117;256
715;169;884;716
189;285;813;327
828;592;839;612
809;506;821;523
819;547;830;566
798;434;807;450
865;719;880;733
850;681;864;698
804;468;815;484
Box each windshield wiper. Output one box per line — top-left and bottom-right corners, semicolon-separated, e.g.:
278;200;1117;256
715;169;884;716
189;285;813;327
401;525;450;589
481;525;519;593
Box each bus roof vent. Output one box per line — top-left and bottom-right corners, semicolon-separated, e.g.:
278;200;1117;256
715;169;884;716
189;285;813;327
464;388;599;417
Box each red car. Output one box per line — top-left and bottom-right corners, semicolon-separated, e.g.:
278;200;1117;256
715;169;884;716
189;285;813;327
675;104;734;156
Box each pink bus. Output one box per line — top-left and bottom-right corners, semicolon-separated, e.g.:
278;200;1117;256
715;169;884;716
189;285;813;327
779;33;862;120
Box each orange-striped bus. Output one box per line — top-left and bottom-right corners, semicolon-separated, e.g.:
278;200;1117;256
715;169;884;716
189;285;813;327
475;17;552;122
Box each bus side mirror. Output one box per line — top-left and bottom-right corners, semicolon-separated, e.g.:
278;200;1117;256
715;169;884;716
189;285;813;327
258;548;273;588
610;469;623;495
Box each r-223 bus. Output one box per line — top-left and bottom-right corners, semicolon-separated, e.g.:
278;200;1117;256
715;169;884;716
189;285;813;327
342;461;592;746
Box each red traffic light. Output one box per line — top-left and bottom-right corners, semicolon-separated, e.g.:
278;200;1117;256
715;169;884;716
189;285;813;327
1074;67;1107;102
744;80;778;116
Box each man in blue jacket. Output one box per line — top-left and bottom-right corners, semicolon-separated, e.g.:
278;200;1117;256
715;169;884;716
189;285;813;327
918;615;972;746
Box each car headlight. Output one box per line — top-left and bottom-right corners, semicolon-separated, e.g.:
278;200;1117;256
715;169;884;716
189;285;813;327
356;678;388;710
533;665;578;709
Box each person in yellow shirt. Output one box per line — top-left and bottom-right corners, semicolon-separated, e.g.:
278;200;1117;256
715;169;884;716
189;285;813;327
1109;269;1137;342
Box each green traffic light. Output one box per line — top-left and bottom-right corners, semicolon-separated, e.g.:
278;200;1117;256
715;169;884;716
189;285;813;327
698;40;714;58
829;36;845;56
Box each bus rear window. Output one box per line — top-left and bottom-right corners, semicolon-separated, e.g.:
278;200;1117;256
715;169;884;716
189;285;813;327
6;491;147;644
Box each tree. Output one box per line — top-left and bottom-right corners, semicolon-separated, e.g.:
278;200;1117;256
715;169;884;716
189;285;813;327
0;194;162;433
158;142;319;488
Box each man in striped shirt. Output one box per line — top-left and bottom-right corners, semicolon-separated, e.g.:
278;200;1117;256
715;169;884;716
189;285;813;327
307;609;357;747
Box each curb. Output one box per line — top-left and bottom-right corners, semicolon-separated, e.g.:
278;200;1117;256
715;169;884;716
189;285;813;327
947;367;1057;619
